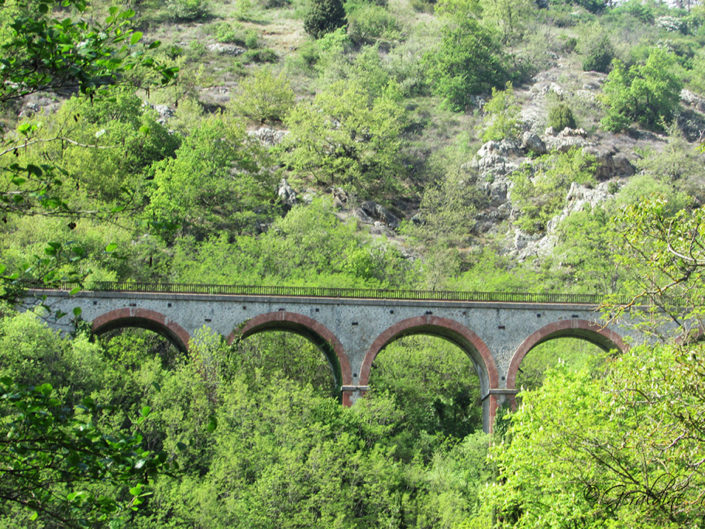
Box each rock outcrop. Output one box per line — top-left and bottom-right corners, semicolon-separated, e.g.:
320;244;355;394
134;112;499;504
355;201;400;230
248;127;289;146
277;178;297;209
207;43;246;56
583;145;635;180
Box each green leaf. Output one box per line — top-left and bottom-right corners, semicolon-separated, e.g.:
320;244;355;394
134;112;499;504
206;415;218;433
130;31;142;45
129;484;143;496
18;122;35;136
105;243;118;253
73;307;82;317
36;383;53;395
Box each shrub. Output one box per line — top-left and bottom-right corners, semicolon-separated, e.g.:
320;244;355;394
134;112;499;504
601;48;683;132
481;82;521;142
565;0;606;13
410;0;435;12
165;0;210;21
424;17;512;111
230;69;294;124
259;0;290;8
612;0;655;24
214;23;241;44
304;0;346;39
347;5;399;45
241;48;278;63
511;148;596;234
283;79;406;197
244;29;260;49
559;35;578;53
582;36;614;73
186;40;207;59
548;102;576;131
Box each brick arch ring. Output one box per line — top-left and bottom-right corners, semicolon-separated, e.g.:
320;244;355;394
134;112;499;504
676;324;705;345
506;318;629;390
227;311;352;387
92;308;191;353
358;315;499;391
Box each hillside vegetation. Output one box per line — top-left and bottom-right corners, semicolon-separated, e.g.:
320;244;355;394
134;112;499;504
2;0;705;527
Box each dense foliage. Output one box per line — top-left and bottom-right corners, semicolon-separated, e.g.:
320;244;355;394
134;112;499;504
424;16;512;110
601;48;684;132
304;0;346;38
3;0;705;526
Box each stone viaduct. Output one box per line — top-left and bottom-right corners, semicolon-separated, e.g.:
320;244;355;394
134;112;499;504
22;283;646;432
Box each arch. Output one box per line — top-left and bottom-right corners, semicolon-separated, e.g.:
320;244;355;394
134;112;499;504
360;315;499;393
92;308;191;353
677;323;705;345
228;311;352;391
506;318;629;389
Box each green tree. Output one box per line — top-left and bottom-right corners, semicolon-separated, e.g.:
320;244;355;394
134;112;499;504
229;68;295;124
0;310;172;527
0;378;165;528
0;0;176;296
407;142;486;253
550;205;622;292
283;80;406;197
0;0;176;212
424;16;511;111
582;35;614;73
7;89;181;210
369;336;484;450
608;198;705;332
546;101;576;131
480;197;705;529
0;0;174;105
148;115;277;241
481;0;533;44
304;0;346;38
481;82;521;142
601;48;683;132
486;342;705;529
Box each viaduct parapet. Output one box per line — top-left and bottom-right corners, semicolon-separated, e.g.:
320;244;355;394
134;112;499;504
21;284;647;432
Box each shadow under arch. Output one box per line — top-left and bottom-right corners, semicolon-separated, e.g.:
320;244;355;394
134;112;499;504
360;315;499;430
506;318;629;390
228;312;352;397
92;308;191;353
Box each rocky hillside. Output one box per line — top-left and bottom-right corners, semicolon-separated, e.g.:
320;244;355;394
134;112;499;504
5;0;705;294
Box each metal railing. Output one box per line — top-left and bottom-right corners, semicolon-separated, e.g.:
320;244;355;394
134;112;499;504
29;281;617;305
